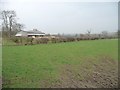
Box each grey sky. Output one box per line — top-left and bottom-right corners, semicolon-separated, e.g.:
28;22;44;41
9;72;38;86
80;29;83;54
1;0;118;34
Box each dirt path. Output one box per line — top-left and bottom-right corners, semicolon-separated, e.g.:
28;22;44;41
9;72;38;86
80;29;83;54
2;56;118;88
50;56;118;88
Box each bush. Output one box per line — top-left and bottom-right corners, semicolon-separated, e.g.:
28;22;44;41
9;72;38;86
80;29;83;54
40;38;49;44
33;38;49;44
51;38;57;43
11;37;19;44
60;37;67;42
76;38;81;41
11;37;34;45
32;38;41;44
66;37;76;42
11;37;23;45
26;38;33;45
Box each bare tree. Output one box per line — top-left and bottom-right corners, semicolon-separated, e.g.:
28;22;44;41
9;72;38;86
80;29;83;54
0;11;9;31
1;10;16;37
11;23;25;36
87;30;91;35
101;31;108;39
12;23;25;31
87;29;91;39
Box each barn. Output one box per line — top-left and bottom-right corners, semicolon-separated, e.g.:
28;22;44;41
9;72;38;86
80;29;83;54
15;29;45;38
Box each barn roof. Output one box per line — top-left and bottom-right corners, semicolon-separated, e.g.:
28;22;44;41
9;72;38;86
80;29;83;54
15;30;45;36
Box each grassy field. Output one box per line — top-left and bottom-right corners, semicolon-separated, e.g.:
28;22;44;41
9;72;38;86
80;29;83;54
2;39;118;88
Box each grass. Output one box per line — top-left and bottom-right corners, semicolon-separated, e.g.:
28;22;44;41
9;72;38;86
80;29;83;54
2;39;118;88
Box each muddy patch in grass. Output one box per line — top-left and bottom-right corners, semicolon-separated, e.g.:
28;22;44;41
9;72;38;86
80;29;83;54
3;56;118;88
50;56;118;88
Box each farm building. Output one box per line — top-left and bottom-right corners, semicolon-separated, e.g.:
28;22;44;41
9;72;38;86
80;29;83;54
15;29;45;38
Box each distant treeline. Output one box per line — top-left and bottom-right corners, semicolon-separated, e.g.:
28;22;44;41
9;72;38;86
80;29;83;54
9;31;118;45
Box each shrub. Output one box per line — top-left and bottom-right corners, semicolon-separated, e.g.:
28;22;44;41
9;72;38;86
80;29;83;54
51;38;57;43
11;37;23;45
60;37;67;42
40;38;49;44
11;37;34;45
26;38;33;45
32;38;49;44
66;37;75;42
32;38;40;44
11;37;19;44
76;38;81;41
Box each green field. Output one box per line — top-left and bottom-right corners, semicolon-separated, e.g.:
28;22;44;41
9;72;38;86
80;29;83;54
2;39;118;88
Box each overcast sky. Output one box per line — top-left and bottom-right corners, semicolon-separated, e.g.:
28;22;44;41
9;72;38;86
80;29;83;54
0;0;119;34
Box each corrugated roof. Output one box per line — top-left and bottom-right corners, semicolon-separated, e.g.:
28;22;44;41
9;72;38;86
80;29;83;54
15;30;45;36
17;30;45;34
26;30;45;34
